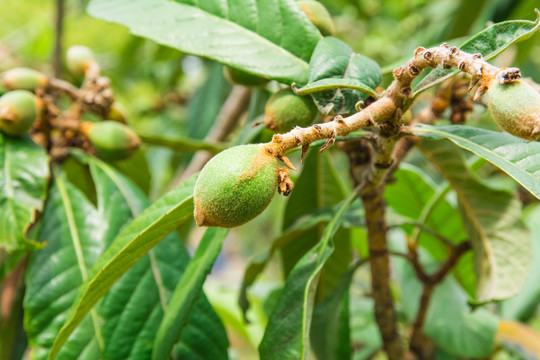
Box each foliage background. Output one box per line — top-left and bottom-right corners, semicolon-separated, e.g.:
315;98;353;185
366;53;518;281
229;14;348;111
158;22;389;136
1;0;540;359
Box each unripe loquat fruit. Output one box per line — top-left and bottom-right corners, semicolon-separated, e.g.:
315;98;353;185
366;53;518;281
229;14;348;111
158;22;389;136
0;90;39;136
81;121;140;161
264;89;318;133
194;144;278;228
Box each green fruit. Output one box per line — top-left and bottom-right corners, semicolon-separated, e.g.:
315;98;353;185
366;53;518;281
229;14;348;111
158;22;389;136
1;68;49;91
0;90;38;136
194;144;278;228
106;102;128;124
264;89;318;133
487;80;540;140
66;45;96;76
298;0;335;36
82;121;140;160
223;66;268;87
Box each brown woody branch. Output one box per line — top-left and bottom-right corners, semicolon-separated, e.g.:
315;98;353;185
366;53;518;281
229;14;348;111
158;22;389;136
408;241;472;359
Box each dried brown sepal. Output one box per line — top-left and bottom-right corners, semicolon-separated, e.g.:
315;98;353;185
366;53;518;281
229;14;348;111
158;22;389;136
319;128;336;152
277;167;294;196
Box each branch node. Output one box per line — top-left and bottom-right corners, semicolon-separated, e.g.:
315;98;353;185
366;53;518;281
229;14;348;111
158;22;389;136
320;128;337;152
414;46;426;57
272;134;284;143
393;66;404;79
408;65;420;76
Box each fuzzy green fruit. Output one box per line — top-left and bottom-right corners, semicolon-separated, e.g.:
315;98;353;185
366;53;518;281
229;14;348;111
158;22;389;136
298;0;335;36
488;80;540;140
194;144;278;228
82;121;140;160
66;45;96;76
224;66;268;87
264;89;318;133
0;90;38;136
1;68;49;91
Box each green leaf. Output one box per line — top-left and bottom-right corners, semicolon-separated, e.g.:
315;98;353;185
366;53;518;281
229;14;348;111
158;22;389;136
414;12;540;94
89;161;228;360
419;139;530;302
87;0;321;84
24;170;106;360
0;134;49;252
396;246;498;358
500;205;540;321
412;124;540;200
307;37;381;115
281;149;352;305
259;191;356;360
293;78;379;98
311;260;365;360
350;297;381;359
152;227;229;360
48;173;198;359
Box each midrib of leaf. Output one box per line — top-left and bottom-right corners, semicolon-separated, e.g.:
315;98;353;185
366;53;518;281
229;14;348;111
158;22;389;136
89;0;310;77
96;162;169;311
54;172;105;351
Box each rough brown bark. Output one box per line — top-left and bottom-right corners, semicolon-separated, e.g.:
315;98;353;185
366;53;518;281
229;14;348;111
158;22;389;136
361;186;404;359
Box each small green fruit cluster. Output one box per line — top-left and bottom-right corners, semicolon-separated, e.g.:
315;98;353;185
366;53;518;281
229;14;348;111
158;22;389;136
224;66;268;87
298;0;335;36
0;90;39;136
487;80;540;140
1;68;49;92
264;88;318;133
81;121;140;161
66;45;96;76
194;144;278;228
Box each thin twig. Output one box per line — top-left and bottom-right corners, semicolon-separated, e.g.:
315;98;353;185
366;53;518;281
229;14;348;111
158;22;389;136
408;241;471;358
53;0;64;78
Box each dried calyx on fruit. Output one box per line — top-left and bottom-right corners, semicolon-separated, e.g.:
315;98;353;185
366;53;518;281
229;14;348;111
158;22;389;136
66;45;97;76
1;68;49;92
0;90;39;136
298;0;335;36
194;144;278;228
81;121;140;160
487;70;540;141
224;66;268;87
264;88;318;133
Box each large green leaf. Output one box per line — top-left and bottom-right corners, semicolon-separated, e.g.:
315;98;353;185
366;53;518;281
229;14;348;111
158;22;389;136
89;160;228;360
0;134;49;252
500;205;540;321
49;173;198;359
412;124;540;200
414;13;540;94
24;171;106;360
87;0;322;84
282;149;352;300
259;191;356;360
396;247;498;358
419;139;530;302
306;37;381;115
311;261;365;360
152;227;229;360
384;164;473;295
